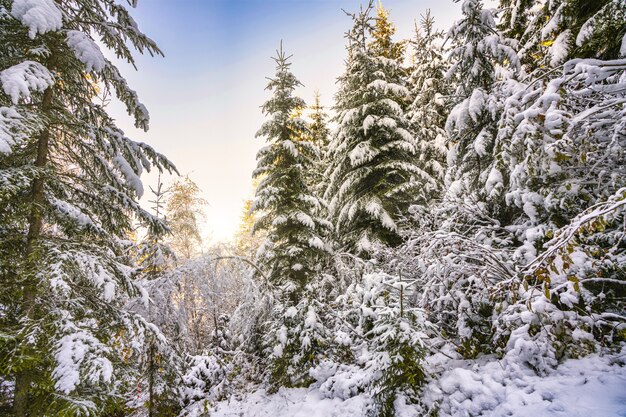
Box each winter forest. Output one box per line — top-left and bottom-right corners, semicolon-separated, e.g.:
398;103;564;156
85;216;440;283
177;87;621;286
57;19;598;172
0;0;625;416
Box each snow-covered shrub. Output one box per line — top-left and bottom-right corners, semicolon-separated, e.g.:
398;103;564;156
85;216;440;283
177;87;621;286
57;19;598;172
264;282;331;391
489;54;626;371
393;208;516;359
179;354;232;417
316;272;430;416
494;188;626;373
368;291;430;415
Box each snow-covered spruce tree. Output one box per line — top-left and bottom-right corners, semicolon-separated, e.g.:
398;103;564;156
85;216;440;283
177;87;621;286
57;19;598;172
394;0;520;358
306;91;331;199
325;2;422;255
262;282;332;391
252;44;331;289
311;272;430;417
0;0;176;415
309;92;330;155
406;10;449;206
364;272;430;417
446;0;519;97
444;0;520;217
251;44;332;390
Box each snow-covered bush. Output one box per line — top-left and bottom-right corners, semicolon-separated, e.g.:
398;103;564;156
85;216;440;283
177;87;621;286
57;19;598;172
494;188;626;373
314;272;431;416
264;282;331;391
179;354;232;417
392;208;516;359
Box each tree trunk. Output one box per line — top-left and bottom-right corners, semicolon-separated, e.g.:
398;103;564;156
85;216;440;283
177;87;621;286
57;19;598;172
148;341;155;417
13;85;54;417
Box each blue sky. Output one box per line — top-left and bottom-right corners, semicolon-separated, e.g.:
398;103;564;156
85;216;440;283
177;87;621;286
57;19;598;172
109;0;462;242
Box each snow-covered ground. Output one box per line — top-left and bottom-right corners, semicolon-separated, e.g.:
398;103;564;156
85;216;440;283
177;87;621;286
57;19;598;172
423;350;626;417
207;351;626;417
210;388;370;417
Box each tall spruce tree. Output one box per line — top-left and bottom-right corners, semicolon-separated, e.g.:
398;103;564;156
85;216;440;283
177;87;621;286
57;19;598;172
308;92;330;153
252;43;330;288
307;92;330;191
252;45;332;390
444;0;520;219
305;92;332;238
0;0;176;415
325;2;423;255
406;11;449;206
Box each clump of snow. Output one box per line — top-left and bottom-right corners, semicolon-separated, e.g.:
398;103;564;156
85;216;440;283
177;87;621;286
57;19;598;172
285;307;298;318
304;306;317;329
363;114;376;134
51;197;92;228
423;349;626;417
349;141;378;167
295;212;315;229
367;79;409;97
468;89;486;122
485;167;503;198
550;30;571;67
282;139;298;158
113;154;144;198
575;19;595;47
103;281;116;302
0;106;26;153
0;61;54;104
66;30;106;72
540;4;564;40
273;344;283;358
53;326;112;394
308;236;325;250
473;130;489;156
356;234;372;253
11;0;62;39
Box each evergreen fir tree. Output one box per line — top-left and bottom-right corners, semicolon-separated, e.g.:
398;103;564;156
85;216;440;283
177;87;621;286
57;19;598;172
444;0;520;218
252;43;331;289
130;175;182;417
309;92;331;153
406;11;449;206
307;92;331;195
0;0;176;414
325;2;423;255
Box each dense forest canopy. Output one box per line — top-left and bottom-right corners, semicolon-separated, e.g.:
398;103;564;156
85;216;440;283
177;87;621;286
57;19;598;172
0;0;624;416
